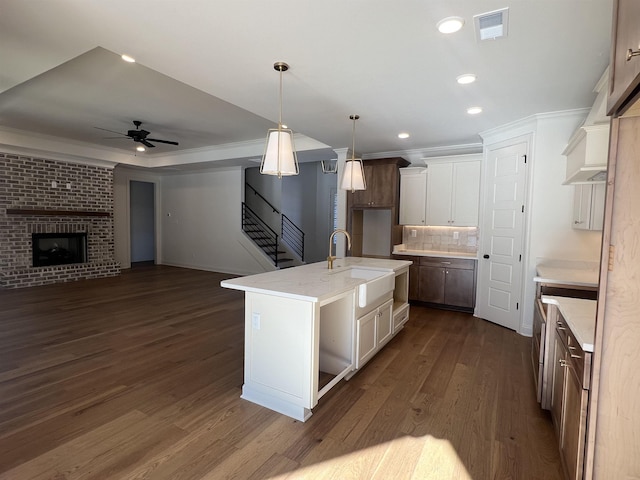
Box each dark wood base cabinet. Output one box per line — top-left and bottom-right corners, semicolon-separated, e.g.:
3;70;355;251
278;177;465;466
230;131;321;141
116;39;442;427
393;255;477;311
549;306;591;480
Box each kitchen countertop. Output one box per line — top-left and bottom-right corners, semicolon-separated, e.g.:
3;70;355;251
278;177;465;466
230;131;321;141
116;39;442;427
392;247;478;260
221;257;411;303
541;295;597;352
534;259;599;288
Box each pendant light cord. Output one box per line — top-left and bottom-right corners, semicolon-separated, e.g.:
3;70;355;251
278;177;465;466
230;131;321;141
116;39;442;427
278;67;284;131
351;116;356;160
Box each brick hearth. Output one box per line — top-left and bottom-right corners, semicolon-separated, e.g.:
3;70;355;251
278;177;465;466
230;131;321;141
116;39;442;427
0;152;120;288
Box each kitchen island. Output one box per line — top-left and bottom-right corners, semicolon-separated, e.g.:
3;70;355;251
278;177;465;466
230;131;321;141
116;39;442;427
221;257;411;421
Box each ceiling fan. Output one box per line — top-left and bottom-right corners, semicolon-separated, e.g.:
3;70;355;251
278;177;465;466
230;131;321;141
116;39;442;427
96;120;179;149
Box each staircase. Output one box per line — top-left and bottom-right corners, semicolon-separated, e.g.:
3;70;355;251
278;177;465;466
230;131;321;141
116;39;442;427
242;203;293;268
242;183;305;269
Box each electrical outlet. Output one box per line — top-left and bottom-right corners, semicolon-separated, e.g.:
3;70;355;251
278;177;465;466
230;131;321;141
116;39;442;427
453;231;459;240
252;312;261;330
51;180;57;188
411;229;417;238
66;183;71;189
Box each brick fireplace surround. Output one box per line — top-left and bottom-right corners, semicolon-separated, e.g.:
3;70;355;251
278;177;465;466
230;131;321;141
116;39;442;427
0;152;120;288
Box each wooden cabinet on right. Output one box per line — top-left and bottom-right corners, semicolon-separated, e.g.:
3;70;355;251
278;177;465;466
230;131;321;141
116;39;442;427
585;2;640;477
608;0;640;114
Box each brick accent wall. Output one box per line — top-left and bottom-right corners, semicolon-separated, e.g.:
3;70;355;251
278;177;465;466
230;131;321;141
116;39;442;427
0;152;120;288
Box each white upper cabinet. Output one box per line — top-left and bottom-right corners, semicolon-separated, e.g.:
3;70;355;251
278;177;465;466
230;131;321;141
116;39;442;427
451;161;482;226
399;168;427;225
573;183;605;231
425;156;481;227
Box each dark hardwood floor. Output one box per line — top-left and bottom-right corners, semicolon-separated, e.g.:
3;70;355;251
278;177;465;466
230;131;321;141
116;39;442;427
0;265;563;479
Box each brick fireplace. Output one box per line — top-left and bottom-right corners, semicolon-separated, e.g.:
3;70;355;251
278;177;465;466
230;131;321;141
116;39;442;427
0;152;120;288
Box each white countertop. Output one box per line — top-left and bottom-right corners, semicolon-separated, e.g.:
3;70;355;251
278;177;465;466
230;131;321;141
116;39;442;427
220;257;412;303
541;295;597;352
392;247;478;260
534;259;599;288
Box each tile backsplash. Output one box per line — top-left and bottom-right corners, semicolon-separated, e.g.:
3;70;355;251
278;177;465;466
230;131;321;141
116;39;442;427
402;225;478;254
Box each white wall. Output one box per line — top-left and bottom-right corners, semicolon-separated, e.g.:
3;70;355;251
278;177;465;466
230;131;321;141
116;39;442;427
159;167;270;276
482;110;602;335
521;113;602;334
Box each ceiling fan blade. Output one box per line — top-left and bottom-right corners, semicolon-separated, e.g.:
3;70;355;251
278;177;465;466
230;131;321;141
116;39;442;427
140;139;155;148
94;126;127;136
147;138;179;146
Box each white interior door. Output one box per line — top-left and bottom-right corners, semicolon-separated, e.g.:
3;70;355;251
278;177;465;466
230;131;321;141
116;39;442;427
476;141;528;331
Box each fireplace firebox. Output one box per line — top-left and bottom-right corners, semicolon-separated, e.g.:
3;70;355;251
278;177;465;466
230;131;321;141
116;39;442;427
32;233;87;267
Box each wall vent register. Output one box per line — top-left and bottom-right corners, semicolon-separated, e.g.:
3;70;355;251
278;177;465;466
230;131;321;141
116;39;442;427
474;8;509;41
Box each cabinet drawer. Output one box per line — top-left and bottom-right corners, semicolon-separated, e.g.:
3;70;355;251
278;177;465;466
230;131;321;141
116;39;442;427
556;314;591;390
393;303;410;332
419;257;475;269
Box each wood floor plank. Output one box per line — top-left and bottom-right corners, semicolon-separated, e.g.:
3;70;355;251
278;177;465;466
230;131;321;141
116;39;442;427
0;265;563;479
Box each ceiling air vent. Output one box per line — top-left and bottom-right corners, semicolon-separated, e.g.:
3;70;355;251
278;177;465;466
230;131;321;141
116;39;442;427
474;7;509;41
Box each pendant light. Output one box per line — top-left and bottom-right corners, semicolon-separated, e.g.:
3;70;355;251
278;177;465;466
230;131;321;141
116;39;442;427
340;114;366;192
260;62;299;177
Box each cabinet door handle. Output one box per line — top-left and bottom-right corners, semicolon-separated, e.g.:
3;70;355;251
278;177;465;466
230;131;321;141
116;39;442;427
441;261;451;265
627;48;640;61
570;354;582;359
483;254;490;259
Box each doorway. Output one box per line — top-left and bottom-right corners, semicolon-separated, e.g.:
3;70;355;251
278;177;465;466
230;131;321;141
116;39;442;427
130;180;155;266
476;139;529;331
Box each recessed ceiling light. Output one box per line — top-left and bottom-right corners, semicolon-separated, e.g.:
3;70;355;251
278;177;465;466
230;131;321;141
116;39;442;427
456;74;477;85
467;106;483;115
398;132;410;139
437;16;465;34
121;54;136;63
136;145;146;152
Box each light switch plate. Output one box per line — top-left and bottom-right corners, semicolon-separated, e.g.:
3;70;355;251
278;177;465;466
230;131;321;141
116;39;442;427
252;312;261;330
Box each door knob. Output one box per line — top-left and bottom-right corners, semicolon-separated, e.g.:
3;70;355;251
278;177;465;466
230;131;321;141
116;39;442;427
483;254;490;259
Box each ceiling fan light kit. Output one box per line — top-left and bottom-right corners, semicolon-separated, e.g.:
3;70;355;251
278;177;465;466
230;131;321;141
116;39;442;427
95;120;179;152
260;62;299;178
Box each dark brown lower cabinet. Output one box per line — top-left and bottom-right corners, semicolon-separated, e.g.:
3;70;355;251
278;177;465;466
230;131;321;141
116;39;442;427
417;257;476;310
408;262;420;301
550;308;591;480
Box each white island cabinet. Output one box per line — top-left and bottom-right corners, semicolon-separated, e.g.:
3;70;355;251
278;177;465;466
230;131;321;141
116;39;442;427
221;257;411;422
